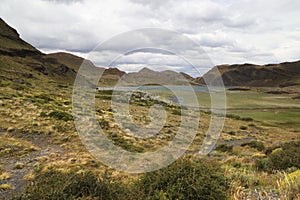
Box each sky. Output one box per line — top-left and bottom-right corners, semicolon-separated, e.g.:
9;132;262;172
1;0;300;76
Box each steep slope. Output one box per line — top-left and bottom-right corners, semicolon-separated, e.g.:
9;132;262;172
46;52;98;72
0;18;80;86
197;61;300;87
0;18;40;56
0;18;109;87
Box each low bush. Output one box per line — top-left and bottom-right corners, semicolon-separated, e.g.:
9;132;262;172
228;131;235;135
97;90;113;96
111;136;145;153
137;156;229;200
240;117;253;121
0;80;10;87
34;94;53;103
225;114;253;121
226;114;241;120
49;110;73;121
216;144;233;152
14;170;127;200
241;141;265;151
255;141;300;172
172;109;181;115
10;83;25;90
15;157;229;200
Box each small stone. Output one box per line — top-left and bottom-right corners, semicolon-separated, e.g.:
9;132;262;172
7;127;15;132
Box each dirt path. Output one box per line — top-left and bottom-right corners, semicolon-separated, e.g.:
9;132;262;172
0;132;63;199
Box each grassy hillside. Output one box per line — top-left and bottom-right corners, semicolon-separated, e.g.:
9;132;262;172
0;18;38;54
197;61;300;87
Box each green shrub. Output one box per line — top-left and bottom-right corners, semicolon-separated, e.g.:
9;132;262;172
0;80;10;87
40;112;47;117
111;136;144;153
228;131;235;135
58;84;69;88
240;117;253;121
137;156;229;200
10;83;25;90
49;111;73;121
241;141;265;151
216;144;233;152
15;157;229;200
226;114;240;120
172;109;181;115
34;94;53;103
14;170;127;200
256;141;300;172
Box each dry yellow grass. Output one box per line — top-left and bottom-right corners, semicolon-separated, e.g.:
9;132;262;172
0;184;13;190
0;172;10;181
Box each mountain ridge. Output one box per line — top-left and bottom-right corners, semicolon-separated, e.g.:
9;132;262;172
197;60;300;87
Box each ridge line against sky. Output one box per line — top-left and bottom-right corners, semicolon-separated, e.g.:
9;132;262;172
1;0;300;76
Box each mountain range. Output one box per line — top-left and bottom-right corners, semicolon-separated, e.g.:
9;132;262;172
1;17;299;88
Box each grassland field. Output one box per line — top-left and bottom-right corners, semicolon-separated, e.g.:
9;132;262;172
0;79;300;199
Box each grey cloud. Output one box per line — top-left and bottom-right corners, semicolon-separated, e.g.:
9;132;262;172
222;17;257;28
42;0;83;4
130;0;172;9
198;36;235;48
1;0;299;75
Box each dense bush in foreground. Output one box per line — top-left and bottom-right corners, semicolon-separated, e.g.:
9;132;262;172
14;157;229;200
137;157;229;200
13;170;127;200
255;141;300;172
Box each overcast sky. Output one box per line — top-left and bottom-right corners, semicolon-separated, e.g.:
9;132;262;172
1;0;300;76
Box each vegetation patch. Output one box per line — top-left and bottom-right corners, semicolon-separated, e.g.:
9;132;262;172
138;156;229;200
279;170;300;199
256;141;300;172
15;157;229;200
14;170;127;200
48;110;73;121
215;144;233;152
241;141;265;151
0;136;38;157
0;183;13;190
